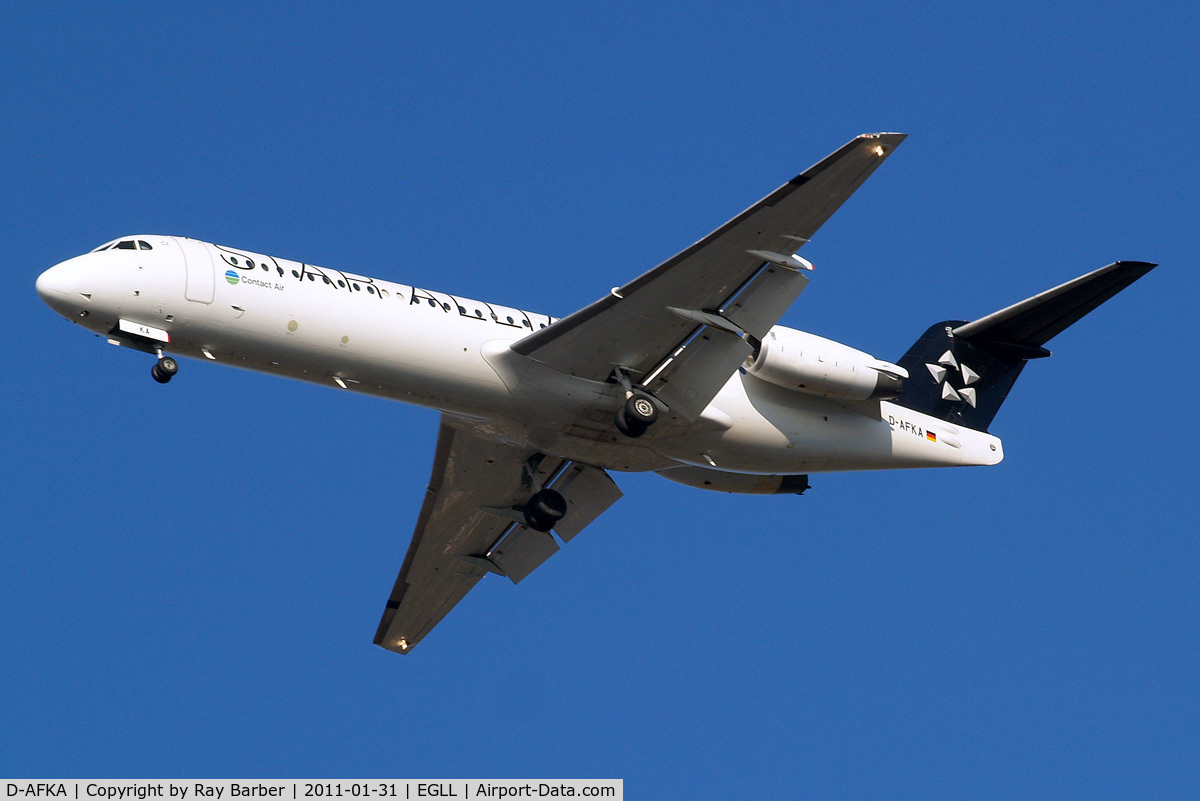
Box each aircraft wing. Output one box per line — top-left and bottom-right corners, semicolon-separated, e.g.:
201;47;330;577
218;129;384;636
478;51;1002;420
373;417;622;654
512;132;905;420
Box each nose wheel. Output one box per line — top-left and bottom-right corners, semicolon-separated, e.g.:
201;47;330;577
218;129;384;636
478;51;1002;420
151;355;178;384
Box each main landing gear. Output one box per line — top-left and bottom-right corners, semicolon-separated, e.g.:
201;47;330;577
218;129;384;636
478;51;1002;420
610;368;661;439
615;392;659;438
151;352;178;384
522;488;567;532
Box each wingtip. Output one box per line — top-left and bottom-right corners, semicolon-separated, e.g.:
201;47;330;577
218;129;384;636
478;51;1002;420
374;637;416;655
1107;260;1158;277
852;132;906;158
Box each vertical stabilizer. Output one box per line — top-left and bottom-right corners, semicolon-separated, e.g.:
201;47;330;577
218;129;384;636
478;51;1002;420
891;261;1156;431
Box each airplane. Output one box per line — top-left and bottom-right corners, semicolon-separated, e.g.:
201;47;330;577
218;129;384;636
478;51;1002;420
35;133;1156;655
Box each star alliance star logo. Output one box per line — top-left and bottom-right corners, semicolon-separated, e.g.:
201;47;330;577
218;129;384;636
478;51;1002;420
926;349;979;407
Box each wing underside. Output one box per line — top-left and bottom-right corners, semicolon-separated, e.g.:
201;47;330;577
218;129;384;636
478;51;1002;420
373;419;621;654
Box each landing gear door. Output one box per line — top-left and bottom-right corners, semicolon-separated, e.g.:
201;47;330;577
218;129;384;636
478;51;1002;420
178;238;215;304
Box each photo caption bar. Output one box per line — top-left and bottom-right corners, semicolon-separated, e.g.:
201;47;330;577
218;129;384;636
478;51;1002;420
1;781;621;801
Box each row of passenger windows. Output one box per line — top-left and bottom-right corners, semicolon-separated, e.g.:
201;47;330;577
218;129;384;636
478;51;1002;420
227;253;550;329
86;243;551;329
94;239;152;251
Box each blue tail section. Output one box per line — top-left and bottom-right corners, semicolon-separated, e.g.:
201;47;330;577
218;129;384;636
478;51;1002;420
892;261;1156;431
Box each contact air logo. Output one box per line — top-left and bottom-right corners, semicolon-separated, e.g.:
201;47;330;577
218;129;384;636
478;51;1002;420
225;270;240;285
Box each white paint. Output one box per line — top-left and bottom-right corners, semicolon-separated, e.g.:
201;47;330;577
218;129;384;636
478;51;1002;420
36;234;1004;481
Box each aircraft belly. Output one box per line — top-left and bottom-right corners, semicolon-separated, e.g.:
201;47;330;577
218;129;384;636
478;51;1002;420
444;391;680;472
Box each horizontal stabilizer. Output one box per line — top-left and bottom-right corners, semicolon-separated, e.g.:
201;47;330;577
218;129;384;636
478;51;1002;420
952;261;1157;349
893;260;1157;431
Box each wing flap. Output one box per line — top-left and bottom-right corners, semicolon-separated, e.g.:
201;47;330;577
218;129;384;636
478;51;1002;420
646;262;810;421
722;264;811;340
489;527;560;584
549;463;624;542
651;327;752;421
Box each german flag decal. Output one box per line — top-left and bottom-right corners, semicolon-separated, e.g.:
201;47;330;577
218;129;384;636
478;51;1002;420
926;430;937;442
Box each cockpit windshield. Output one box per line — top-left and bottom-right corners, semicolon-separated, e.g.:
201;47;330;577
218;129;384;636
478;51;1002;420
92;239;153;252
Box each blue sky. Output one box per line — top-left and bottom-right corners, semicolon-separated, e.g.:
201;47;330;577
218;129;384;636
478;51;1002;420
3;1;1198;796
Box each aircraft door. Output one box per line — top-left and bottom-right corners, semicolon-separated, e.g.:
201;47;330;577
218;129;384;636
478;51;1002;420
178;238;215;304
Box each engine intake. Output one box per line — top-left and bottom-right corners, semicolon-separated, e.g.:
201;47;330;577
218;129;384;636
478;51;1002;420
744;326;906;401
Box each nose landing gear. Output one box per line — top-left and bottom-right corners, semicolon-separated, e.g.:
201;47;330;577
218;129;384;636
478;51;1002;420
151;352;178;384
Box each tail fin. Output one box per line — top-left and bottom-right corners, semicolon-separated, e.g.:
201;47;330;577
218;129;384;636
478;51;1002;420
892;261;1156;431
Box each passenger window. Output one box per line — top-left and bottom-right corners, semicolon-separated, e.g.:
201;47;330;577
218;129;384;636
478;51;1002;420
137;240;152;250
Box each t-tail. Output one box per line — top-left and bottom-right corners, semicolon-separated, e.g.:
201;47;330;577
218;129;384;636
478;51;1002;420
891;261;1157;432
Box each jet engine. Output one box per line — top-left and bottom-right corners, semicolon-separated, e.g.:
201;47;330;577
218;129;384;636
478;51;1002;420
744;326;907;401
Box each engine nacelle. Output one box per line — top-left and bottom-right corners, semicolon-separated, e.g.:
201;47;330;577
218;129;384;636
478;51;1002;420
657;466;810;495
744;326;907;401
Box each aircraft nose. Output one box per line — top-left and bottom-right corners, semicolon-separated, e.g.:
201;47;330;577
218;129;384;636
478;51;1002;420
36;258;86;315
37;264;71;300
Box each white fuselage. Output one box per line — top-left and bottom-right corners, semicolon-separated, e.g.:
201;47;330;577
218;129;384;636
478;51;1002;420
36;236;1003;478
